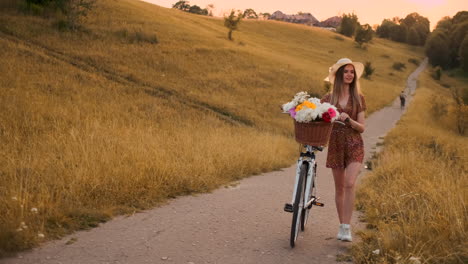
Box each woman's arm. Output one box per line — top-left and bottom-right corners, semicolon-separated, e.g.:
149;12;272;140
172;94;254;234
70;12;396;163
346;111;365;133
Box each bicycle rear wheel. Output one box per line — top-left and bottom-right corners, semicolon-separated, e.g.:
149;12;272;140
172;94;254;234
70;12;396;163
290;162;307;248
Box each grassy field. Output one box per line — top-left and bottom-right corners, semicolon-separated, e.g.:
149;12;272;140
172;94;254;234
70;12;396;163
0;0;424;255
354;71;467;263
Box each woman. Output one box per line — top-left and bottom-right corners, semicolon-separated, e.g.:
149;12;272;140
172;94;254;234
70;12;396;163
321;58;366;242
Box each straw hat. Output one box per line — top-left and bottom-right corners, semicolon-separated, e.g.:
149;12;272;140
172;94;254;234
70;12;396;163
324;58;364;84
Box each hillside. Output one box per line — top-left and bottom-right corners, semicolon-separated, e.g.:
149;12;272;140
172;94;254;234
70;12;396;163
355;70;467;263
0;0;424;254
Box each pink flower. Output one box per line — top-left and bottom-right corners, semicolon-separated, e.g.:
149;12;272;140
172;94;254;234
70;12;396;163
322;112;331;122
327;108;337;118
288;108;296;118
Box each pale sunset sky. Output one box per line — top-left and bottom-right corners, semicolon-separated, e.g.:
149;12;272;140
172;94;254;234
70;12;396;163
142;0;467;29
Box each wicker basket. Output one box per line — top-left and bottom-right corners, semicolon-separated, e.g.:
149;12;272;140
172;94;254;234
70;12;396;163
294;121;333;146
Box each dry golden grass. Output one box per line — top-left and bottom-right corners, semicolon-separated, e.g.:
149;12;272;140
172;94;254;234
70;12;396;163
354;71;468;263
0;0;424;255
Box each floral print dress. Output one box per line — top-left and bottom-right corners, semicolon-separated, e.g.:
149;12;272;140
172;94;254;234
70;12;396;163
321;93;366;169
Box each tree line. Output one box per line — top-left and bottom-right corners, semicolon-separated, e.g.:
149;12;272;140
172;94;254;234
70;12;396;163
172;0;212;16
172;1;269;20
425;11;468;72
376;13;430;46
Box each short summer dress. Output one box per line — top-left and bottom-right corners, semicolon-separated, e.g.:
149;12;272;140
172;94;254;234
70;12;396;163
321;93;366;169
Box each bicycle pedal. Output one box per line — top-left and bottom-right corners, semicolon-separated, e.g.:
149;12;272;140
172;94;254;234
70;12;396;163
313;201;325;207
284;203;293;213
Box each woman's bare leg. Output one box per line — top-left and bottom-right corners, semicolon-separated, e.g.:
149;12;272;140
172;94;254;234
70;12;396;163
342;162;362;224
332;168;345;224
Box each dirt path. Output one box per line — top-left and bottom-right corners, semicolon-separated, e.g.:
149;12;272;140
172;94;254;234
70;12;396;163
1;59;427;264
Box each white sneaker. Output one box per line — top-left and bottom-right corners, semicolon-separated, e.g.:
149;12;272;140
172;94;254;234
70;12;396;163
341;224;352;242
337;224;344;240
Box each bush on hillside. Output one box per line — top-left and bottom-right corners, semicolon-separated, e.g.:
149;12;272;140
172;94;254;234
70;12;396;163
408;58;419;65
431;66;442;80
354;24;373;48
363;61;375;79
333;35;345;41
450;86;468;135
430;99;448;119
392;62;406;71
224;10;243;41
115;29;158;44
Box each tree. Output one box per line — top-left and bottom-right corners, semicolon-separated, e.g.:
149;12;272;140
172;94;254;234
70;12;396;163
354;23;373;47
224;10;243;41
452;11;468;25
188;5;208;15
407;27;421;45
243;8;258;19
376;19;397;38
261;13;271;19
426;11;468;72
425;30;451;68
435;16;452;32
449;21;468;65
206;3;214;16
400;13;430;45
389;24;408;43
459;34;468;72
338;13;359;37
172;0;190;11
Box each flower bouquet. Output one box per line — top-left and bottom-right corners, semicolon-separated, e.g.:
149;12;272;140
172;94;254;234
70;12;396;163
282;92;339;146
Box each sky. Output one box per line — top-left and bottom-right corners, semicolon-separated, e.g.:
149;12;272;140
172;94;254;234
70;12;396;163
142;0;467;29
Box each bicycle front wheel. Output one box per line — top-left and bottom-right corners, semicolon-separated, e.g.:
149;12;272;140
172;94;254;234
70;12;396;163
290;162;307;248
301;164;315;231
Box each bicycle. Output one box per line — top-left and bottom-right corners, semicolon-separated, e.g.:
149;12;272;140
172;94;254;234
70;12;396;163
284;120;345;248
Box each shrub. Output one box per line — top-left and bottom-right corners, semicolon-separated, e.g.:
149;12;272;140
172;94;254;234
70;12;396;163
450;86;468;135
224;10;243;41
354;24;373;47
333;35;345;41
431;66;442;80
408;58;420;65
430;99;448;119
115;29;158;44
392;62;406;71
363;61;375;79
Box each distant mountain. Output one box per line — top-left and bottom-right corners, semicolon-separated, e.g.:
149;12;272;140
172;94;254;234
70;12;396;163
319;16;342;28
269;11;319;26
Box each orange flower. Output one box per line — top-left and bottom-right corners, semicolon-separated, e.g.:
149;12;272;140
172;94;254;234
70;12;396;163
295;101;317;112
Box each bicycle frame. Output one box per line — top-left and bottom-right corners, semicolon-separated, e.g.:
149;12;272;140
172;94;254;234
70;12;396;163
290;145;318;210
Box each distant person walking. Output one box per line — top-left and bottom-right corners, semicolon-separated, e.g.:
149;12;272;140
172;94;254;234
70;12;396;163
399;91;407;109
321;58;366;242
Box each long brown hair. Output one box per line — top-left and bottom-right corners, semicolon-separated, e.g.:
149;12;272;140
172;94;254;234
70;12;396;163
330;64;363;116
